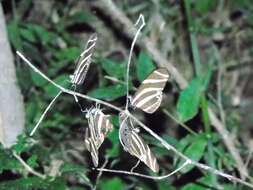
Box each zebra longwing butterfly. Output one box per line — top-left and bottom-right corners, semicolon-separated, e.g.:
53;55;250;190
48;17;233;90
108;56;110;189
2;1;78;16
70;34;97;85
131;68;169;113
84;106;113;167
119;111;159;172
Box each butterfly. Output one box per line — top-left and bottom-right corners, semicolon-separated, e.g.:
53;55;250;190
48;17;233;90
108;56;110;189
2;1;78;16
70;33;97;86
131;68;170;113
119;111;159;172
84;106;113;167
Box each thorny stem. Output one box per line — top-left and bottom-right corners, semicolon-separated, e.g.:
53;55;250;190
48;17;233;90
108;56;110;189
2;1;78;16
125;14;145;110
30;90;63;136
13;152;45;179
17;51;253;189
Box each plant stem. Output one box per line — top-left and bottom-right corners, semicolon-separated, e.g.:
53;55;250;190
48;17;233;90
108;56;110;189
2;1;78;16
183;0;217;186
163;109;197;136
184;0;201;76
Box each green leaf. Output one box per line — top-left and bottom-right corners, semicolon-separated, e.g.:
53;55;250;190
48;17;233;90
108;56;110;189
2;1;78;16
7;21;22;50
99;178;124;190
176;133;207;173
54;47;80;62
181;175;213;190
110;115;120;127
88;84;127;101
20;28;37;43
107;129;120;158
27;155;38;168
26;100;40;126
60;163;91;186
158;181;176;190
0;177;67;190
0;145;21;172
136;51;156;81
195;0;217;14
31;25;55;45
100;58;126;79
44;75;69;97
176;77;203;122
60;163;85;174
11;135;30;154
30;70;48;87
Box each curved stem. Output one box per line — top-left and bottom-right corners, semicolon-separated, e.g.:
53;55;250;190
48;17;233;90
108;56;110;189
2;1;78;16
125;14;145;110
13;152;45;179
96;160;189;180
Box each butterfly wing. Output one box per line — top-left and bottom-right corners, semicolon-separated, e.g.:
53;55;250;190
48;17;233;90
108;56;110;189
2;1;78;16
85;108;113;167
71;34;97;85
128;131;159;172
119;111;159;172
131;68;169;113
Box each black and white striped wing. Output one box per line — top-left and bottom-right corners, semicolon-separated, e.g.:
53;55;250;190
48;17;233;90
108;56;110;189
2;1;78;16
119;111;159;172
131;68;169;113
71;34;97;85
85;108;113;167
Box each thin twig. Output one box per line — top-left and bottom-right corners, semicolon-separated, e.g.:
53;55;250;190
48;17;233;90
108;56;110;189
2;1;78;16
13;152;45;179
93;158;108;190
16;51;253;189
96;160;190;180
162;109;197;135
30;90;62;136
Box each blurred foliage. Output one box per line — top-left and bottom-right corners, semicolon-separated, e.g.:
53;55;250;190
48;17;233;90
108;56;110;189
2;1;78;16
1;0;253;189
